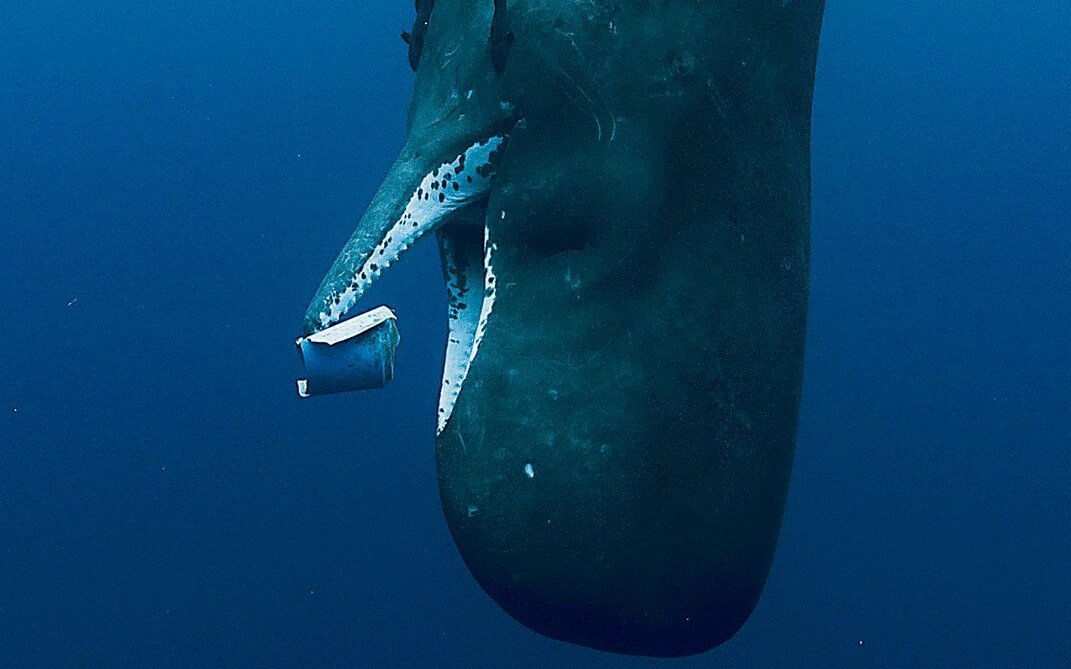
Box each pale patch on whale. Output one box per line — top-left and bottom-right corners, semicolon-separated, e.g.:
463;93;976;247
437;220;500;435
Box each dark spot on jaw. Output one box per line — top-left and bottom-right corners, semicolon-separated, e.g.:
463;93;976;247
438;193;446;202
370;263;379;271
452;182;460;191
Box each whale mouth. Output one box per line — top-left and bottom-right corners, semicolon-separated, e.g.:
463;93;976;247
435;207;498;434
311;135;507;330
303;134;507;433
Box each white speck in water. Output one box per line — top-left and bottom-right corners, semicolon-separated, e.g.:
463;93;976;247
524;463;535;478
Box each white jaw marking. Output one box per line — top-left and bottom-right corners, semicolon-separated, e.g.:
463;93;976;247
437;229;483;434
437;222;500;435
317;136;506;330
470;228;498;369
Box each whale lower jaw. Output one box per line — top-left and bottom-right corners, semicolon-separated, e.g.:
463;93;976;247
311;135;507;432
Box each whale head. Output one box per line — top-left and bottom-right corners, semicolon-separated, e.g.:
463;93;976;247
303;0;825;657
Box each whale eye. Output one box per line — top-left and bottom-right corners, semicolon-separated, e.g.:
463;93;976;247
490;0;514;74
403;0;435;71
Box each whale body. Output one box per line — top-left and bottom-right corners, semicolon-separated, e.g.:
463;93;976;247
302;0;825;656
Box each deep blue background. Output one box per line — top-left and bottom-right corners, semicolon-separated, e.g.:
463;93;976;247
2;2;1068;667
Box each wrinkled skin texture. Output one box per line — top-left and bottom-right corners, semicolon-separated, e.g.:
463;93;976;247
305;0;824;657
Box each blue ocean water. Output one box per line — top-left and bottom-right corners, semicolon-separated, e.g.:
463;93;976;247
1;2;1068;667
